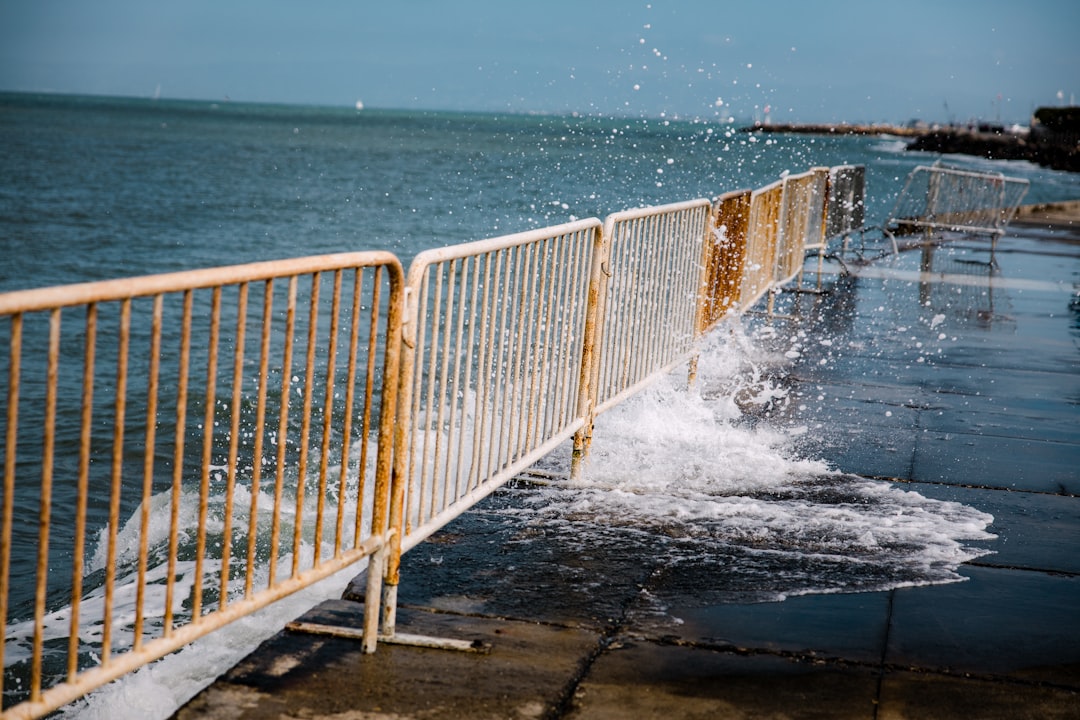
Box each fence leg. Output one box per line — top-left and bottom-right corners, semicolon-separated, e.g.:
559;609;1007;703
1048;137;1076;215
363;541;387;653
570;421;593;481
379;569;397;641
686;353;699;390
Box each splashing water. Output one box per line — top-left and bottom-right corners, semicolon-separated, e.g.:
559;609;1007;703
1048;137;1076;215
520;321;995;604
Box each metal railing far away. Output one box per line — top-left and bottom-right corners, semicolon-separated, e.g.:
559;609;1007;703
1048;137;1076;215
0;253;403;719
883;163;1029;259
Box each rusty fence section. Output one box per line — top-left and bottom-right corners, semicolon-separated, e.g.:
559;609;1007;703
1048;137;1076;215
699;189;753;334
0;254;403;719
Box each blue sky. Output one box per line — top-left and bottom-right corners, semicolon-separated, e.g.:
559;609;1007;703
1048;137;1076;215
1;0;1076;124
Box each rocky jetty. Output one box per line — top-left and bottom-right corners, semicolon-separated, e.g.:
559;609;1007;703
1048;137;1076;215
743;107;1080;173
908;108;1080;173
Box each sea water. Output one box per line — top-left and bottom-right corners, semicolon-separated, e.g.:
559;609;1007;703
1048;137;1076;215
2;92;1080;718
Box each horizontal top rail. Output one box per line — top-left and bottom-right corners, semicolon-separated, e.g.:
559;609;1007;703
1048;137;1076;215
0;252;403;315
405;219;603;272
601;197;711;227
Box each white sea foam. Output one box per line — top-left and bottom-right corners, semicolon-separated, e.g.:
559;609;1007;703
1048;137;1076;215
522;321;995;602
56;560;362;720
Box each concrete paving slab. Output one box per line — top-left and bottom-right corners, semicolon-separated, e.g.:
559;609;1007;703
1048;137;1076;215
804;424;917;480
912;432;1080;493
567;643;880;720
877;670;1080;720
350;500;666;630
918;389;1080;444
886;566;1080;685
623;589;891;665
910;483;1080;575
176;599;602;720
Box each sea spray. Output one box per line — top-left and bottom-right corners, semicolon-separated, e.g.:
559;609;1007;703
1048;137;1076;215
521;321;995;604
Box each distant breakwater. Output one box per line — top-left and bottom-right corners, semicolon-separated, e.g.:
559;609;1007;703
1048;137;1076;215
743;107;1080;174
906;127;1079;173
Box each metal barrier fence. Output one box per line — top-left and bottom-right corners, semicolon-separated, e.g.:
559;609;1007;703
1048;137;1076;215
884;163;1030;260
1;164;870;717
776;168;830;291
699;189;752;334
0;254;403;719
741;179;784;310
567;199;712;478
825;165;866;240
587;199;712;416
381;220;603;638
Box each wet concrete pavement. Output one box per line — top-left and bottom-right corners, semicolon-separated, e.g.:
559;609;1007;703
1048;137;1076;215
176;210;1080;719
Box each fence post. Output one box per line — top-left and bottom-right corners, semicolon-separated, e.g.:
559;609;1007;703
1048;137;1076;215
381;283;417;642
687;203;717;388
570;226;608;481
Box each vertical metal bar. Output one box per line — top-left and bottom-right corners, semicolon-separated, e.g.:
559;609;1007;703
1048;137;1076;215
445;258;469;505
537;237;556;436
220;283;248;608
67;304;96;674
522;240;545;456
371;259;403;647
541;236;563;435
1;313;22;703
101;298;131;665
558;228;584;426
134;295;162;650
419;267;443;525
508;242;536;466
636;215;657;387
613;221;639;394
543;236;568;436
571;225;608;479
270;277;298;587
363;539;386;653
314;271;342;566
245;280;274;597
641;214;668;379
194;288;221;619
404;274;429;535
354;266;381;548
165;290;193;635
338;268;362;555
489;247;513;475
386;271;420;639
468;253;495;490
452;257;480;500
622;218;648;389
640;215;662;381
32;309;61;700
433;260;458;513
292;274;321;578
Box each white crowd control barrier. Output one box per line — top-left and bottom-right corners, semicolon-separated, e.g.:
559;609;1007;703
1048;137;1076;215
884;163;1029;261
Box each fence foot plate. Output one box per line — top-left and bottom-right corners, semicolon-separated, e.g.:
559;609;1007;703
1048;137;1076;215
286;621;491;654
380;632;492;654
